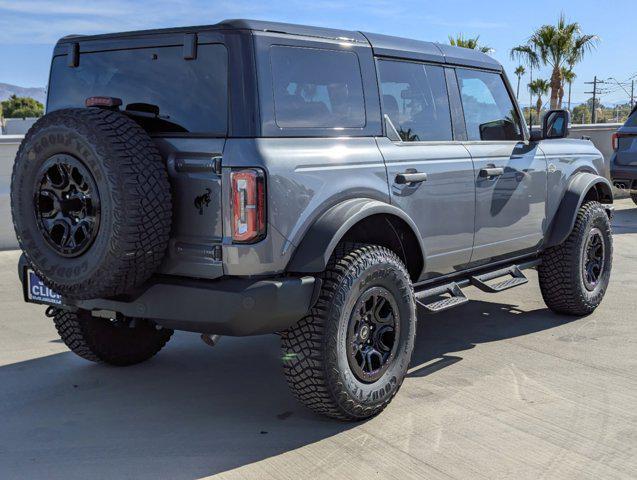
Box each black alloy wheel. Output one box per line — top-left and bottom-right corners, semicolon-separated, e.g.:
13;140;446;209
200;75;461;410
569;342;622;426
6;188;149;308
347;286;400;383
34;154;100;257
582;227;605;291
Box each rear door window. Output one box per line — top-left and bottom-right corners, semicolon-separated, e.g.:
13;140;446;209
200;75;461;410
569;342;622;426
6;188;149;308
377;60;453;142
270;46;366;128
456;68;523;141
47;43;228;135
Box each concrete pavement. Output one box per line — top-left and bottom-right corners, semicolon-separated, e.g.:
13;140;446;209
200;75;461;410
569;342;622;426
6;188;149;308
0;199;636;480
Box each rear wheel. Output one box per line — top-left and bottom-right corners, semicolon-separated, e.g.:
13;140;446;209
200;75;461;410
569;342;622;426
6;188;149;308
281;244;416;420
539;201;612;315
52;309;173;366
631;192;637;205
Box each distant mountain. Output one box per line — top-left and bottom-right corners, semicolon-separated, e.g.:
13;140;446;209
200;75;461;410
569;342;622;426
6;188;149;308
0;83;46;105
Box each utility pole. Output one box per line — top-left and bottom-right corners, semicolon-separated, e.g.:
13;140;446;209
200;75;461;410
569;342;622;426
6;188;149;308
585;76;605;124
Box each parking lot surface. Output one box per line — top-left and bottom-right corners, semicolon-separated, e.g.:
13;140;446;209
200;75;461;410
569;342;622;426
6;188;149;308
0;199;636;480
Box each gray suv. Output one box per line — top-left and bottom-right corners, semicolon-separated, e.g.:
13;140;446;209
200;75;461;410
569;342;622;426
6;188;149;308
11;20;614;420
611;104;637;204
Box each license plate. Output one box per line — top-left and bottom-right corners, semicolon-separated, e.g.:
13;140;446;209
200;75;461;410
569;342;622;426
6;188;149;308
24;269;62;305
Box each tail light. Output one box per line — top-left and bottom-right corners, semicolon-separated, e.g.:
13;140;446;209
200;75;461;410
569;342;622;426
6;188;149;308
231;169;266;243
612;132;620;151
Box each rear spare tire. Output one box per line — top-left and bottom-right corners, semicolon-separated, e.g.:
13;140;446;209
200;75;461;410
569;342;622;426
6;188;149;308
11;108;171;300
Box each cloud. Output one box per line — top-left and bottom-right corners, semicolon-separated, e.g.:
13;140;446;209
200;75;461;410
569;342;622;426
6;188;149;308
0;0;278;43
0;0;135;16
0;0;507;45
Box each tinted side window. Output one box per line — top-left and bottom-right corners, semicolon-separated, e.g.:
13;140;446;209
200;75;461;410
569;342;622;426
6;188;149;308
48;44;228;134
456;69;523;141
270;46;366;128
378;60;452;142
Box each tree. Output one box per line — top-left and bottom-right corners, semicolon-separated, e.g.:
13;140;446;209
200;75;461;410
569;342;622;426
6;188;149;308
1;95;44;118
561;66;577;111
528;79;550;119
510;14;597;110
572;103;591;124
448;34;493;53
514;65;526;99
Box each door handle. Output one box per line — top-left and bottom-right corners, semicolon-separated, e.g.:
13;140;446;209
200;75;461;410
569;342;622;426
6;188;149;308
479;167;504;178
395;172;428;184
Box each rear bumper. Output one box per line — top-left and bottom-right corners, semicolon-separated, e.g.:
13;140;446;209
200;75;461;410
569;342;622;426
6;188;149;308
610;157;637;190
19;255;318;336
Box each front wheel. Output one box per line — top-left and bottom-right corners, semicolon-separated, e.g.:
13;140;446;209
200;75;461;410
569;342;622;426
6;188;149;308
281;244;416;420
539;201;612;315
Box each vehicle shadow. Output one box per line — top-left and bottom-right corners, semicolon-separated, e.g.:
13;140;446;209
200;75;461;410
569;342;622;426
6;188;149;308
0;299;575;479
0;333;353;479
611;205;637;235
408;299;576;378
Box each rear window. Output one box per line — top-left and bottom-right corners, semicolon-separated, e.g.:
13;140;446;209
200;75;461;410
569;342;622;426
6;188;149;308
47;44;228;135
270;46;366;128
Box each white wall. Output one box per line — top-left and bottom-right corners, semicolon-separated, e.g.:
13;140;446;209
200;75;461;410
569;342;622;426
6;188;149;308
3;118;37;135
568;123;621;179
0;136;21;249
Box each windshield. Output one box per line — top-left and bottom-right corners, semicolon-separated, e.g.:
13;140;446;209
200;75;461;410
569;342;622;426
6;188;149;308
47;43;228;135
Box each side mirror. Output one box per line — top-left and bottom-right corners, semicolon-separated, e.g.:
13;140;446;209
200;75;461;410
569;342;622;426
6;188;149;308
543;109;570;139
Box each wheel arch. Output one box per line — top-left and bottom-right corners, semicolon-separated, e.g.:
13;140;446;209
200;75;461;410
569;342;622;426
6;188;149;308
544;172;613;248
286;199;426;281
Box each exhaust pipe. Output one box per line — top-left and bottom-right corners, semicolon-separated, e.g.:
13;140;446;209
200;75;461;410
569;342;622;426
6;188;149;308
201;334;221;347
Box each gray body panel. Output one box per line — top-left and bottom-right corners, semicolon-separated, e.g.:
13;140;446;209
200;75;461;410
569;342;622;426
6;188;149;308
155;138;226;280
467;141;547;263
540;138;606;229
221;137;389;276
376;138;475;279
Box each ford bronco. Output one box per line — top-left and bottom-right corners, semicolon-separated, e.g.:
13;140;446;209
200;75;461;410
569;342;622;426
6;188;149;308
11;20;614;420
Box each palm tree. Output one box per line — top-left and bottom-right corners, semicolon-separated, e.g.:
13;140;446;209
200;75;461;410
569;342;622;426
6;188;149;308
510;14;597;110
529;79;550;120
448;34;493;54
514;65;526;99
561;66;577;111
510;45;539;125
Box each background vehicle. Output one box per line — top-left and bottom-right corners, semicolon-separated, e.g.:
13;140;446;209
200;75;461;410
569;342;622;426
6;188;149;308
611;104;637;205
11;20;614;421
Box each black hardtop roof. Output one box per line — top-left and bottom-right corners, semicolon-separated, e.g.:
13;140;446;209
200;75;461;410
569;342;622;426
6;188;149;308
57;18;502;71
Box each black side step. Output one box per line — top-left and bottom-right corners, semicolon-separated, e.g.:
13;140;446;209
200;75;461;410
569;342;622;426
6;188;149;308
415;283;469;313
470;265;528;293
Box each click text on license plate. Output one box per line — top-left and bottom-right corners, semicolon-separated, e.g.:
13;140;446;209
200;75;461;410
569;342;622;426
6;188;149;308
26;269;62;305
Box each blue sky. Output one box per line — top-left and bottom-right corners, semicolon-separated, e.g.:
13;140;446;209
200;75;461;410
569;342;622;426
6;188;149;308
0;0;635;106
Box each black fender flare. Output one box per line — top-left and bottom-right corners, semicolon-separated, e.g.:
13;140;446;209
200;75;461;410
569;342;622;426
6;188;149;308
544;172;613;248
287;198;426;274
